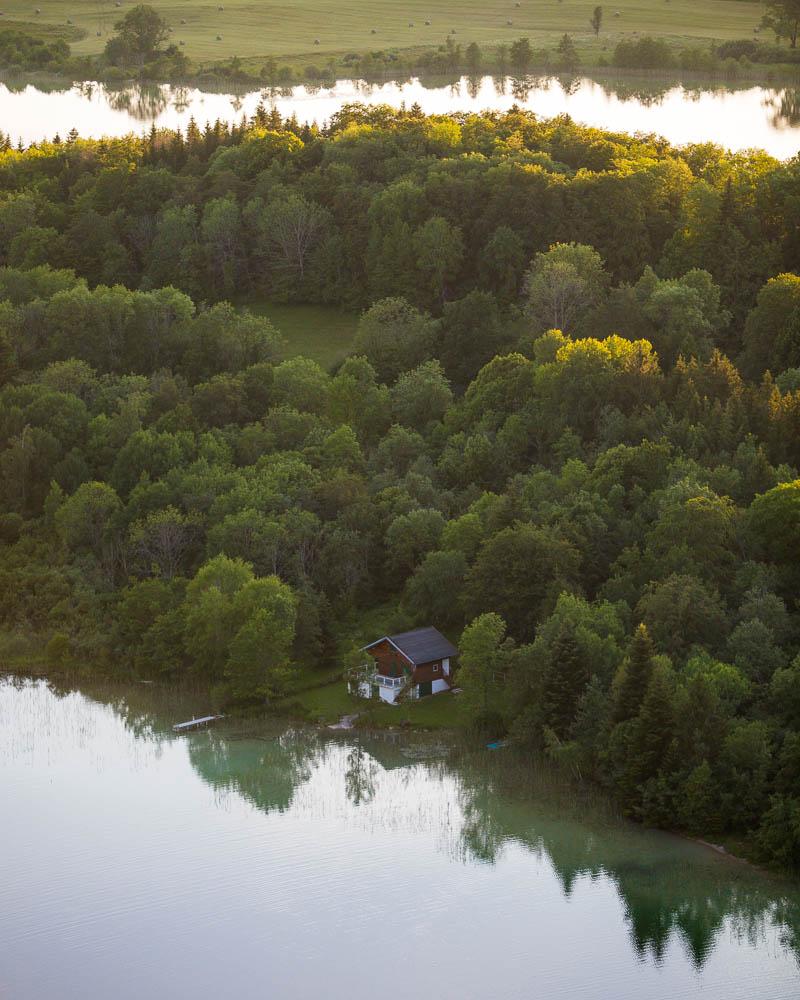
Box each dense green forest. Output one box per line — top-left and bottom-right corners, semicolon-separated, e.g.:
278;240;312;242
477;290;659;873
1;105;800;868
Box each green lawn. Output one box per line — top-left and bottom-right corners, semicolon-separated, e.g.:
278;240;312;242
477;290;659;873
280;638;466;730
379;690;466;729
289;679;467;729
1;0;767;66
285;679;354;720
243;301;359;370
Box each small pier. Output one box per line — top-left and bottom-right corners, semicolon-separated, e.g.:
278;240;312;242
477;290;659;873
172;715;224;733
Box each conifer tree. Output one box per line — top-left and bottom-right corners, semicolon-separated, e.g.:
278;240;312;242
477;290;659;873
572;676;610;777
543;624;590;738
612;623;655;723
610;664;676;814
629;666;676;786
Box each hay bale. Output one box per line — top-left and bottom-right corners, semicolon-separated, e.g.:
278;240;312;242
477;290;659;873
506;18;513;24
314;37;320;44
614;9;621;15
180;17;186;23
408;21;414;27
216;33;222;39
371;27;376;33
425;18;431;25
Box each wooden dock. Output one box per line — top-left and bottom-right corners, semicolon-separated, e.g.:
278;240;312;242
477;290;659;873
172;715;224;733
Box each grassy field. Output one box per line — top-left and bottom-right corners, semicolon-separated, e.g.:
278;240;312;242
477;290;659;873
243;301;359;370
0;0;768;67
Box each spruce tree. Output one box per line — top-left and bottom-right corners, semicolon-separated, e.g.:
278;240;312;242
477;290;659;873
639;674;678;779
572;676;610;777
624;666;677;809
543;624;590;738
612;623;655;723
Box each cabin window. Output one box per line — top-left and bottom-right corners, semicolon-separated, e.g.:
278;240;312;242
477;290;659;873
433;663;439;673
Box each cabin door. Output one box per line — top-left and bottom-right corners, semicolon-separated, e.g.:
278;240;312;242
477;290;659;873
418;681;432;698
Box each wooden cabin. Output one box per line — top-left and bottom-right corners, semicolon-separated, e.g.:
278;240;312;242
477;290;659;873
361;627;458;705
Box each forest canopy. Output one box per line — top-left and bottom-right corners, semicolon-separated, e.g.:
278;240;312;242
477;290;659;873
2;105;800;869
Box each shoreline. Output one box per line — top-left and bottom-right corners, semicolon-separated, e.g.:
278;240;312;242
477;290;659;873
2;60;800;96
1;660;796;881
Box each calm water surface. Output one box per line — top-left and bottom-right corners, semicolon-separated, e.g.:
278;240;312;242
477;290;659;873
1;674;799;999
2;75;800;157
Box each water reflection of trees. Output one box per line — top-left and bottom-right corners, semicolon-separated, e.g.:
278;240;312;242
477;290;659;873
87;73;769;126
344;741;377;806
180;719;800;972
4;73;786;147
45;674;200;742
56;676;800;976
82;82;189;121
465;75;481;100
450;751;800;970
179;723;800;972
187;728;320;814
105;84;172;120
765;89;800;129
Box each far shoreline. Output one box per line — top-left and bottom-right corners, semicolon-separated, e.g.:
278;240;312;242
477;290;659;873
2;58;800;98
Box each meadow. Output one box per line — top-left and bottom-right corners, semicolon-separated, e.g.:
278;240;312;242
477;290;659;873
243;301;359;370
0;0;768;68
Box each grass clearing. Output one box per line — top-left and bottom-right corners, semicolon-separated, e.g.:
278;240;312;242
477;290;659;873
0;0;768;67
285;678;467;729
379;690;466;729
285;678;353;720
243;300;359;370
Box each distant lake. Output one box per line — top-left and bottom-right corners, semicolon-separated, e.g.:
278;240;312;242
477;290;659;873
1;75;800;157
1;674;798;999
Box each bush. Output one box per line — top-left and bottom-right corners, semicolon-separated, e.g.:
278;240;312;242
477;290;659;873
613;36;675;70
0;30;70;70
679;47;719;73
715;39;760;61
749;43;800;65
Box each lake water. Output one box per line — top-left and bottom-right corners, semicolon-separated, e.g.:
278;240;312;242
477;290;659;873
2;74;800;157
1;674;798;999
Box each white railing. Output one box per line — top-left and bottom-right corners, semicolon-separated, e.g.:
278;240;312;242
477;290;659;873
375;675;405;689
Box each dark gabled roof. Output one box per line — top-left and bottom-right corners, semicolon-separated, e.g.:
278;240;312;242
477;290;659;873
364;626;458;666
